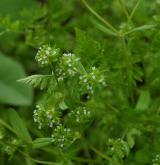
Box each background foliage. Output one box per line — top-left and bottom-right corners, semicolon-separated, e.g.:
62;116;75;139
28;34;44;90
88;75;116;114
0;0;160;165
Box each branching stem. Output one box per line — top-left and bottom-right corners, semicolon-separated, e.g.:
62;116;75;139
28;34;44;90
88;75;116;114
81;0;118;33
130;0;141;20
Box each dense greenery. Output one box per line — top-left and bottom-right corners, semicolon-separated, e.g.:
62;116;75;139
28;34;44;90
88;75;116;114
0;0;160;164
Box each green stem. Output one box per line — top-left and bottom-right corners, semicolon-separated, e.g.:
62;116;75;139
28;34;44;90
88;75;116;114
118;0;130;21
90;145;112;162
19;150;58;165
106;103;120;113
72;157;95;163
81;0;118;33
121;37;134;103
0;119;16;134
50;63;59;85
130;0;141;20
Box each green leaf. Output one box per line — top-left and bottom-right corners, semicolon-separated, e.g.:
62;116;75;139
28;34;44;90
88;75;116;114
75;28;102;66
0;0;37;18
125;24;156;35
32;138;53;149
126;128;141;148
76;62;87;74
135;90;151;111
18;75;54;90
59;101;68;110
0;53;33;106
90;18;117;36
8;109;32;142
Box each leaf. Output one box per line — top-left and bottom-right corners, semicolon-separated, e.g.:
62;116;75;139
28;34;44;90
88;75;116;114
0;0;37;18
0;53;33;106
126;128;141;148
18;75;54;90
135;90;151;111
90;18;117;36
76;62;87;74
75;28;102;66
32;138;53;149
59;101;68;110
125;24;156;35
0;30;8;36
8;109;32;142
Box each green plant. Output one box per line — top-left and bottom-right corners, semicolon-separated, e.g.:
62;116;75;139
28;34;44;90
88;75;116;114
1;0;160;165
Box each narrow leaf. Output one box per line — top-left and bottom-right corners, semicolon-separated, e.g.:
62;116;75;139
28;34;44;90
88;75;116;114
32;138;53;149
90;18;117;36
8;109;32;142
136;90;151;111
125;24;156;35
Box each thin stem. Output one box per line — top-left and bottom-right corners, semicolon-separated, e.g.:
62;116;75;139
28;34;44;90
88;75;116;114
19;150;58;165
81;0;118;33
72;157;95;163
90;145;112;162
130;0;141;20
50;63;59;85
118;0;130;21
0;119;16;134
106;103;120;113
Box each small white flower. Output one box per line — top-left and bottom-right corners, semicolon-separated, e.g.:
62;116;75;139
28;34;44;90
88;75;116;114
60;143;64;148
83;79;87;83
46;50;50;55
92;66;96;70
79;76;83;80
92;75;96;79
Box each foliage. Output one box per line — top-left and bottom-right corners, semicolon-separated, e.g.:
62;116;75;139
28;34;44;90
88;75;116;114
0;0;160;165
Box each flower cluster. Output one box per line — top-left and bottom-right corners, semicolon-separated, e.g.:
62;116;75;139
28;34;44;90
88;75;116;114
51;124;76;148
3;138;20;156
32;45;107;149
33;104;60;129
35;45;60;67
79;67;106;97
69;106;91;123
152;154;160;165
107;138;130;161
55;53;80;81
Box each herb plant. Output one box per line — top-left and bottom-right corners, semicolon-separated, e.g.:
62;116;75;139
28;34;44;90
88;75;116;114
0;0;160;165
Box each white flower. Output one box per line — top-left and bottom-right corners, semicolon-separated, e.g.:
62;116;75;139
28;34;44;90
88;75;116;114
92;75;96;79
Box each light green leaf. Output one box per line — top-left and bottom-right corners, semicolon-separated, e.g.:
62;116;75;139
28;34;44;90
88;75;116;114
8;109;32;142
18;74;54;90
59;101;68;110
0;53;33;106
125;24;156;35
76;62;87;74
90;18;117;36
135;90;151;111
32;138;53;149
126;128;141;148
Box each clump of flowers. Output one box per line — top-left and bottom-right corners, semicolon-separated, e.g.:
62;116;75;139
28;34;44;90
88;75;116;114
51;124;76;148
152;154;160;165
69;106;91;123
33;104;60;129
21;45;106;149
55;53;80;81
107;138;130;162
35;45;60;67
79;66;106;97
